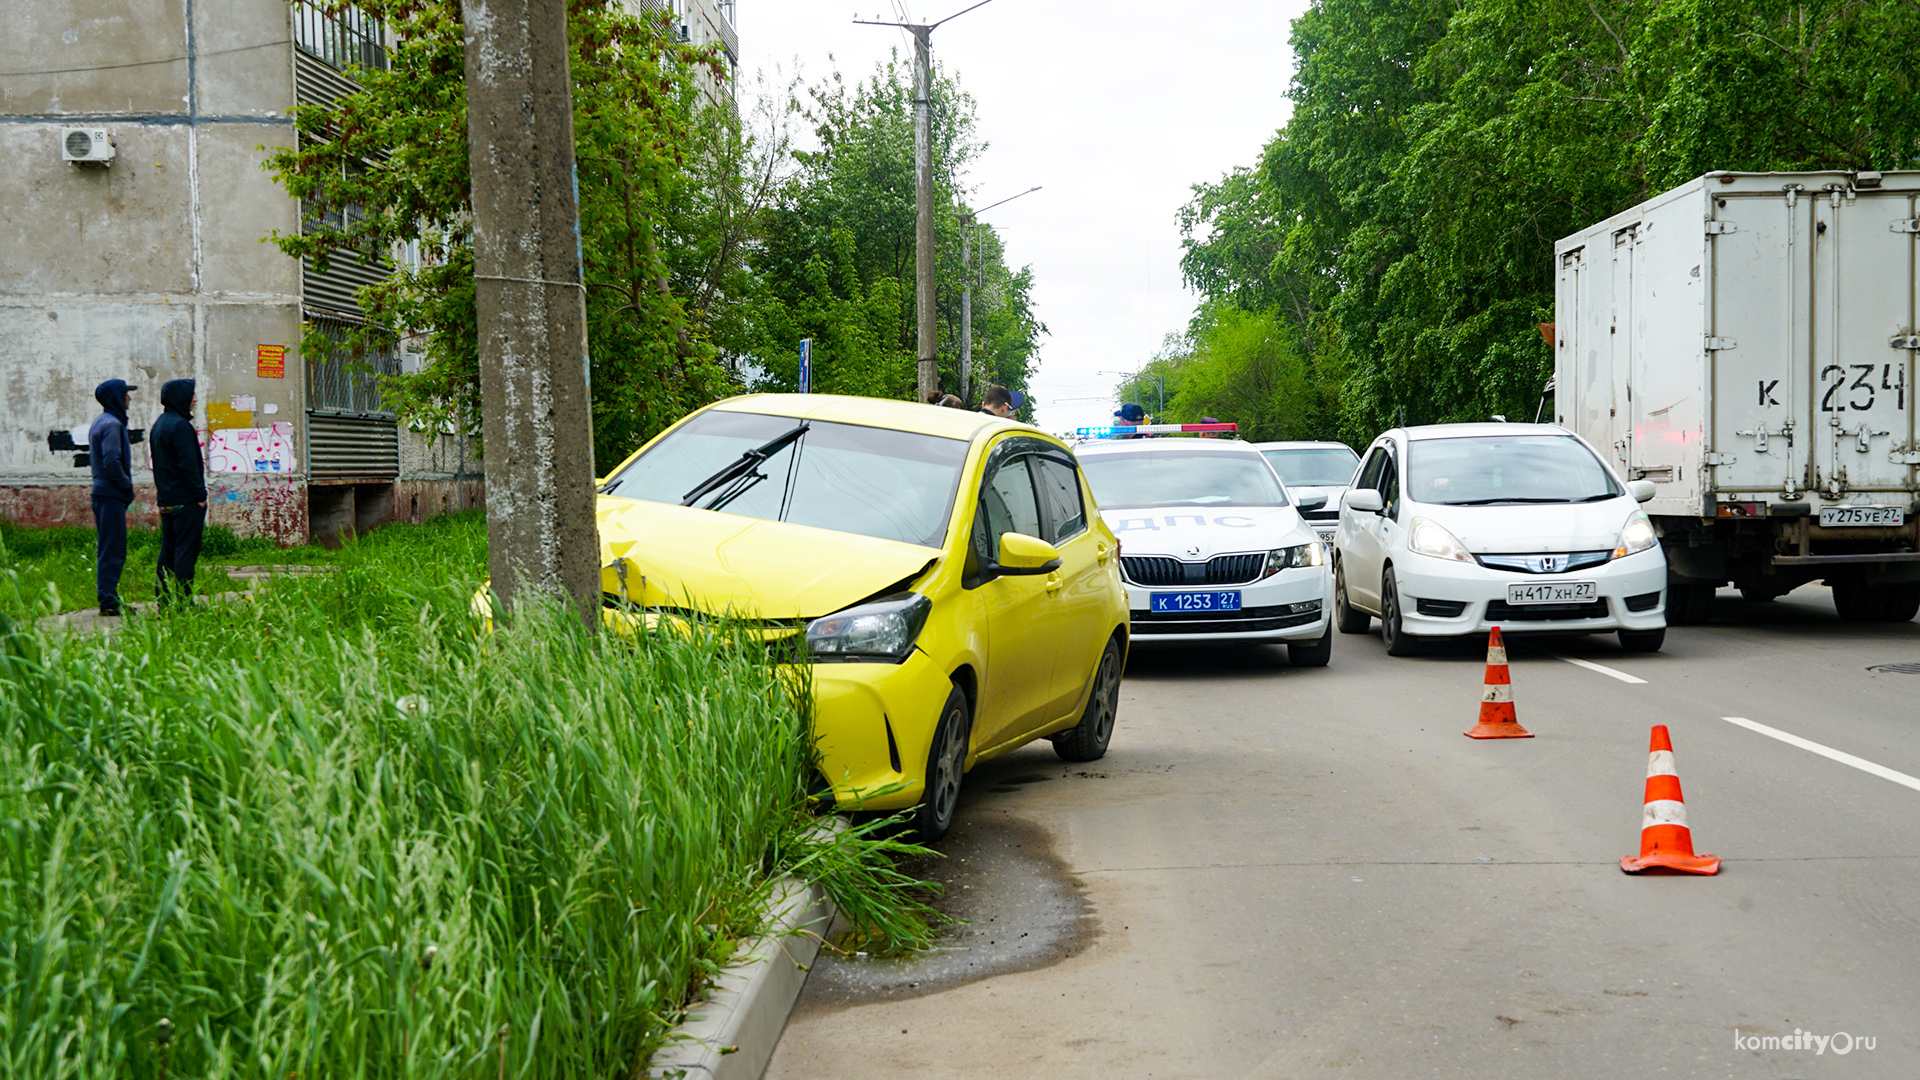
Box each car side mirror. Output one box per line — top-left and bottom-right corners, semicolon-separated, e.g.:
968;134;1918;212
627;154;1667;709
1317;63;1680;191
1344;488;1385;514
1293;486;1328;512
996;532;1063;575
1627;479;1656;503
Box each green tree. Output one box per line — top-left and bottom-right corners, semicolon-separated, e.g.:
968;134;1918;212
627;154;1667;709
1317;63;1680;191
746;59;1043;409
267;0;731;473
1181;0;1920;447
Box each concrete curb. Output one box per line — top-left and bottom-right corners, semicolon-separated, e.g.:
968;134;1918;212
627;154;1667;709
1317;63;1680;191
646;876;834;1080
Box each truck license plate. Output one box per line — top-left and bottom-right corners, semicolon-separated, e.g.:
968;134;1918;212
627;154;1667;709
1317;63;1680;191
1506;581;1598;606
1819;506;1905;527
1150;590;1243;613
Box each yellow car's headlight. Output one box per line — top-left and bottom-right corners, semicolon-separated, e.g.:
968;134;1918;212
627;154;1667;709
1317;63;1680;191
806;592;931;662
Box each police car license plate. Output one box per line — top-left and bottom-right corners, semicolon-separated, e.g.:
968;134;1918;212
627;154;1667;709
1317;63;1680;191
1314;527;1337;545
1506;581;1597;605
1819;506;1904;527
1150;590;1243;613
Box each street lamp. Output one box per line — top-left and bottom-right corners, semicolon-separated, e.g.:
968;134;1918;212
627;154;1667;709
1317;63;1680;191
959;185;1041;402
1098;369;1165;418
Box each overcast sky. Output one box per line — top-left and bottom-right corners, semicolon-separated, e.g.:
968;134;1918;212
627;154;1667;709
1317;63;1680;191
737;1;1314;435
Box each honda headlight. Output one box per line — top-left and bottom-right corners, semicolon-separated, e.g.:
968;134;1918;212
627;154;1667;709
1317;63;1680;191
806;592;932;662
1408;517;1475;563
1264;541;1324;577
1614;510;1658;558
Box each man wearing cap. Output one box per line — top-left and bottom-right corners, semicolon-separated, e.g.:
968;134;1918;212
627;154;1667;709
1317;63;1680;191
88;378;138;616
980;385;1025;419
1113;401;1149;436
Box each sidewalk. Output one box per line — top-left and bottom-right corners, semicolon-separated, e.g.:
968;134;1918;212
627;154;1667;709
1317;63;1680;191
35;565;330;634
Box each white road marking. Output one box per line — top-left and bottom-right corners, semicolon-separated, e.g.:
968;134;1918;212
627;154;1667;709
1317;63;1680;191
1554;654;1648;684
1723;716;1920;793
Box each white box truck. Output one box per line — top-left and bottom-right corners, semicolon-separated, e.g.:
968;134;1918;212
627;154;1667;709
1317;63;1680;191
1552;170;1920;624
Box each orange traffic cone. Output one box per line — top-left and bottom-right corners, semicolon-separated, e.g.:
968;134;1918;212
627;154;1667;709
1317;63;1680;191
1465;626;1532;738
1621;725;1721;875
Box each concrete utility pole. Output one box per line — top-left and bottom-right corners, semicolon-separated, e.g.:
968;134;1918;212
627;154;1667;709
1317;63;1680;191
856;0;1001;403
461;0;599;627
958;184;1041;402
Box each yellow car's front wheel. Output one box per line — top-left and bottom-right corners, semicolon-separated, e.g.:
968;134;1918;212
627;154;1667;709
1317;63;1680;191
913;685;970;841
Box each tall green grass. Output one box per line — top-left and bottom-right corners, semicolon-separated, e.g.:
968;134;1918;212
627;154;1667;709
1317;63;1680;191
0;513;933;1078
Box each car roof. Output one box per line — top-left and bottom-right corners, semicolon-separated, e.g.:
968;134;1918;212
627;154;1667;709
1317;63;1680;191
1073;437;1264;457
1252;441;1358;453
1397;422;1569;441
710;393;1027;442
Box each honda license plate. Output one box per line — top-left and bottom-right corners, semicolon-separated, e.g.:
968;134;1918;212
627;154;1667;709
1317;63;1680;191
1819;506;1905;527
1150;590;1243;613
1506;581;1597;606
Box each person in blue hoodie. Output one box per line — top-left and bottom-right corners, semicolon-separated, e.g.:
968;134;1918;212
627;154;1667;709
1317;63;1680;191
88;378;138;616
150;379;209;608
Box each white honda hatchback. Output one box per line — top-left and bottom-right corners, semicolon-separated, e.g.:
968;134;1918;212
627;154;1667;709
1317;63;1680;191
1332;423;1668;654
1075;438;1336;666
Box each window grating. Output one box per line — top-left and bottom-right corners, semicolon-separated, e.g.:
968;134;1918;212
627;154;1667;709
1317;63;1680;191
294;2;388;71
306;314;399;416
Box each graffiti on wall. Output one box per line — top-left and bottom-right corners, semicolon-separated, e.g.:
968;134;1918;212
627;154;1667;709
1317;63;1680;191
205;423;297;474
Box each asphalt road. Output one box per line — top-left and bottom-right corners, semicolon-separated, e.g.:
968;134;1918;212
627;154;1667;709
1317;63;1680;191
769;586;1920;1079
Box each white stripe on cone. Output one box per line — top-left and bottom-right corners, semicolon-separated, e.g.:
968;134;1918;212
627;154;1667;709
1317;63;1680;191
1646;749;1677;777
1486;647;1508;665
1642;798;1690;829
1482;684;1514;703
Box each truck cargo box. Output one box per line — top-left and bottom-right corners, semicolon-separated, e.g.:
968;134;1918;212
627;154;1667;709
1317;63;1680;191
1553;171;1920;622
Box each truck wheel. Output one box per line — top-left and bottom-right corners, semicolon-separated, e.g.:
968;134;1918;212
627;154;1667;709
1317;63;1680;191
1618;627;1665;653
1877;583;1920;623
1666;583;1714;625
913;686;971;842
1832;582;1890;623
1334;564;1370;634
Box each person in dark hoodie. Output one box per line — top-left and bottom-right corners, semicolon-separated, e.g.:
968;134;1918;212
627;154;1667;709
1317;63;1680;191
150;379;208;608
88;378;138;616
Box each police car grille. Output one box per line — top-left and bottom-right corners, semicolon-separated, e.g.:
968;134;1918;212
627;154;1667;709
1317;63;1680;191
1122;554;1265;586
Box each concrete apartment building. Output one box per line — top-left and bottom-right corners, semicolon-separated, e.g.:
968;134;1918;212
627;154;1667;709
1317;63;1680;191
1;1;476;545
632;0;739;109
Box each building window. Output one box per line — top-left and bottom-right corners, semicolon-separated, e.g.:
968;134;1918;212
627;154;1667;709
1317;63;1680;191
294;2;389;72
306;314;400;416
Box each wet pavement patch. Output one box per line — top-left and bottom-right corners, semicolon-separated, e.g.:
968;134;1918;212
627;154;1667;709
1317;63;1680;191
793;813;1095;1011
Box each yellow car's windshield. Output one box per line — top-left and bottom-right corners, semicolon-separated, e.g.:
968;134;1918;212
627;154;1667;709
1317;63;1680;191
603;409;971;547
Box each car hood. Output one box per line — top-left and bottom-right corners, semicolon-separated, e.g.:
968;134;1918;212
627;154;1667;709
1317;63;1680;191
1097;504;1310;559
1410;499;1636;553
596;498;939;620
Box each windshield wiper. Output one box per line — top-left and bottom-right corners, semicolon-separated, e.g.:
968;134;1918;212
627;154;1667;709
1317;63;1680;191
681;422;810;509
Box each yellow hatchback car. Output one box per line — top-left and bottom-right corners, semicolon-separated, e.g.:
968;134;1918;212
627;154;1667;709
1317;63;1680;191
593;394;1131;839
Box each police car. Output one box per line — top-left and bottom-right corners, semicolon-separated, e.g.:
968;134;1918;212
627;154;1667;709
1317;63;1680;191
1074;423;1336;666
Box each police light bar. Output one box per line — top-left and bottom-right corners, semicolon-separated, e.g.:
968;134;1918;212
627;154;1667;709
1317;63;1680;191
1075;423;1239;438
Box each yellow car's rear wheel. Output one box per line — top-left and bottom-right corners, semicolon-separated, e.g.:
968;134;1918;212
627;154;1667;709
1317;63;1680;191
913;685;970;841
1053;637;1120;763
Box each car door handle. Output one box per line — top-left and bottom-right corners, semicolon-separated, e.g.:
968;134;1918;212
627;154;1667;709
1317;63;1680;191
1046;571;1065;595
1095;543;1112;565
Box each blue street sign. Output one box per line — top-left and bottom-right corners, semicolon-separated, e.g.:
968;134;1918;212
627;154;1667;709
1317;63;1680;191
798;338;812;393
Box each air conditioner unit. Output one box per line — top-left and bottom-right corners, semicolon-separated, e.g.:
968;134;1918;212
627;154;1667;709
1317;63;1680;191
62;128;115;165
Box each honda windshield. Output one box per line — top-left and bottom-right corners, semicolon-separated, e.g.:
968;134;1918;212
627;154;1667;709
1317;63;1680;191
1407;435;1621;505
602;410;970;547
1080;448;1290;510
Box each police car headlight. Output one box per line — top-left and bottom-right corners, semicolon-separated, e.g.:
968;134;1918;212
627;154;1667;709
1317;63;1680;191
1263;541;1324;577
1409;517;1475;563
806;592;931;662
1614;510;1658;558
